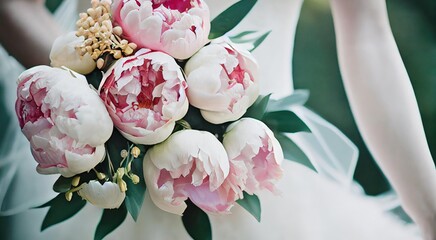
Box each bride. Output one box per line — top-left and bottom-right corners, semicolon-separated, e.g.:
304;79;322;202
0;0;435;239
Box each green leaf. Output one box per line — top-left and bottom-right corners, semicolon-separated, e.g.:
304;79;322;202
262;110;310;133
244;94;271;120
182;200;212;240
124;158;146;221
41;194;86;231
52;176;72;193
229;30;271;52
106;128;130;171
236;192;261;222
45;0;63;13
86;69;103;90
275;133;316;171
209;0;258;39
34;195;59;209
94;205;128;240
250;31;271;52
182;106;230;142
267;90;310;112
229;30;257;40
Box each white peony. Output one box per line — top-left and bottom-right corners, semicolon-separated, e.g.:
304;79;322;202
50;32;96;75
78;181;126;209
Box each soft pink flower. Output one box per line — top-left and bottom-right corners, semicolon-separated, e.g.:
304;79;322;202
99;48;188;145
112;0;210;59
15;66;113;177
222;118;284;195
143;130;233;215
184;37;259;124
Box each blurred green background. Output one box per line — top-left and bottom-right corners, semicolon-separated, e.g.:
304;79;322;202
294;0;436;195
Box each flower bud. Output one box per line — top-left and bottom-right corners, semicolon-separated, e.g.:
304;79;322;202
50;32;96;74
72;176;81;187
131;146;140;158
65;191;73;202
116;168;125;179
120;149;128;158
131;174;140;184
78;180;125;209
96;172;106;180
96;58;105;69
118;180;127;192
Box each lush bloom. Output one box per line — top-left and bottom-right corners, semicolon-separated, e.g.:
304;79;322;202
222;118;284;195
15;66;113;177
50;32;96;75
143;130;233;215
112;0;210;59
184;37;259;124
78;180;126;209
99;48;188;145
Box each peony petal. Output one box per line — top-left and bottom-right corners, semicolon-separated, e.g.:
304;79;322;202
78;181;126;209
16;66;113;177
99;49;188;145
49;32;96;74
223;118;284;195
112;0;210;59
143;130;233;215
184;37;259;124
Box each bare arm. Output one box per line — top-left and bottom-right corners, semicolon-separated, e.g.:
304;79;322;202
329;0;436;238
0;0;62;67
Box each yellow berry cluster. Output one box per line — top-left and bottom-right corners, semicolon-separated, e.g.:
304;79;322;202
75;0;137;69
114;146;142;193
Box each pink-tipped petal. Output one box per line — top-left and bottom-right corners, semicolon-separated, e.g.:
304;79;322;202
222;118;284;195
143;130;234;215
99;49;188;145
16;66;113;177
184;37;259;124
112;0;210;59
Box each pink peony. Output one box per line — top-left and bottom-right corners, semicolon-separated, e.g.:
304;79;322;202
184;37;259;124
222;118;284;195
99;48;188;145
15;66;113;177
112;0;210;59
143;130;234;215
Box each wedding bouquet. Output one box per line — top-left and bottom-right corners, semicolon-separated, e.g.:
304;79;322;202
15;0;314;239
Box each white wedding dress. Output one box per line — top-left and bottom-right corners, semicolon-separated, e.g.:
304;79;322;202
0;0;421;239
